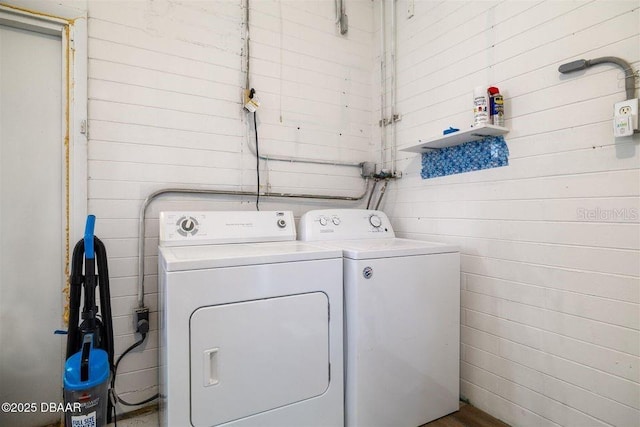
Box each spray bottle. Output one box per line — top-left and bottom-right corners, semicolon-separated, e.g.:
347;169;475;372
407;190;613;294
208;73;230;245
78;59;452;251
488;86;504;127
473;86;489;127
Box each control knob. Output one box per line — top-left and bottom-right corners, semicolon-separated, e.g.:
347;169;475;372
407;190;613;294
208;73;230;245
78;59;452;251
177;216;199;236
369;214;382;228
181;218;195;232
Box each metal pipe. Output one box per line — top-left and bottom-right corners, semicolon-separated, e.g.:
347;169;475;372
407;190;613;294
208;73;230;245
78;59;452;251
589;57;636;100
559;56;637;100
136;181;370;307
379;0;387;169
374;178;389;210
245;110;363;168
366;179;379;209
246;135;364;167
257;152;363;167
244;0;250;89
339;0;348;35
390;0;397;174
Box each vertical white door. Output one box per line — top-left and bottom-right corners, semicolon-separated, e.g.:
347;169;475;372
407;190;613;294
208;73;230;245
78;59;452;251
0;23;64;427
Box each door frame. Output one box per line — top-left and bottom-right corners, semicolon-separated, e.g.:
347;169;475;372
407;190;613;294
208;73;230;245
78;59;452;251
0;2;87;324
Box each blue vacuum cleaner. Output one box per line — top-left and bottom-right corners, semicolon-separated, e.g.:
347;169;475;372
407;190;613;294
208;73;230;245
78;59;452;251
63;215;114;426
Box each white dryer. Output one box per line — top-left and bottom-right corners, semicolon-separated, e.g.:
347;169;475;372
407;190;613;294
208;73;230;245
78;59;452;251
299;209;460;427
158;211;344;427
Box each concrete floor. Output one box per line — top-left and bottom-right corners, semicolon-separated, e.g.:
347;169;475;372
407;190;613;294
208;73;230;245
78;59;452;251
109;402;510;427
107;408;157;427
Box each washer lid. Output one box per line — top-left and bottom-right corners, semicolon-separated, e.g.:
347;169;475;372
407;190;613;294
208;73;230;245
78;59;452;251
159;241;342;271
329;238;458;259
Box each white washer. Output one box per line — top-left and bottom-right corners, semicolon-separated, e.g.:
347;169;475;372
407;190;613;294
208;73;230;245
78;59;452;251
158;211;344;427
299;209;460;427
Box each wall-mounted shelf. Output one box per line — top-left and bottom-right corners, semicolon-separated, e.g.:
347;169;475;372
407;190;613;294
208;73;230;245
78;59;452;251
400;124;509;153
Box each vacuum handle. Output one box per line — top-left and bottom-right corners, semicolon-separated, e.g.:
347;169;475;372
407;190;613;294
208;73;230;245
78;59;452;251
84;215;96;260
80;334;93;382
82;215;97;330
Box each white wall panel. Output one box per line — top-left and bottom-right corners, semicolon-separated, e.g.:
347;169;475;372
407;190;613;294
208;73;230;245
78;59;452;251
89;59;240;102
88;38;240;85
388;1;639;425
89;100;243;136
89;141;240;169
463;286;639;354
88;120;243;153
90;79;240;119
461;255;639;303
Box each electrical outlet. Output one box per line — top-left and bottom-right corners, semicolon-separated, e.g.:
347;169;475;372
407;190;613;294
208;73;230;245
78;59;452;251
243;88;260;112
613;98;638;137
135;307;150;334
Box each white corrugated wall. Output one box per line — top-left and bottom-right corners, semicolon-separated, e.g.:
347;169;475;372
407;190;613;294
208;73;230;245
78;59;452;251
383;1;639;426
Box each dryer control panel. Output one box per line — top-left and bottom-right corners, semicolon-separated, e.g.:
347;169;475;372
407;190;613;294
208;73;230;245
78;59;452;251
159;211;295;246
298;209;395;241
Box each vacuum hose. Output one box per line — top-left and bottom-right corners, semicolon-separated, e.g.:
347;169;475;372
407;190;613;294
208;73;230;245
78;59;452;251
66;236;114;368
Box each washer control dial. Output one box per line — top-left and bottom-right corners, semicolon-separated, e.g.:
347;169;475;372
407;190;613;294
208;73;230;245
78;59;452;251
331;216;341;226
277;218;287;228
369;214;382;228
319;216;328;226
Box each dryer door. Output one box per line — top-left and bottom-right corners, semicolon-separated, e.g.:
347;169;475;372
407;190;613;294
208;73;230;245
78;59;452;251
190;292;330;426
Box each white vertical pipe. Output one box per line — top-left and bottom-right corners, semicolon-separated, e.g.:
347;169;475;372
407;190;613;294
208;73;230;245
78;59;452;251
244;0;250;89
390;0;397;174
379;0;387;170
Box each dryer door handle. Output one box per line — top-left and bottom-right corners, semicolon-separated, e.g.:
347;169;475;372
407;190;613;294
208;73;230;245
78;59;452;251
203;348;220;387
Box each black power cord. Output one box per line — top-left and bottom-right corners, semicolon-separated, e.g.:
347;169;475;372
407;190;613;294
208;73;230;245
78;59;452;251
252;100;260;211
254;111;260;211
110;333;158;426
